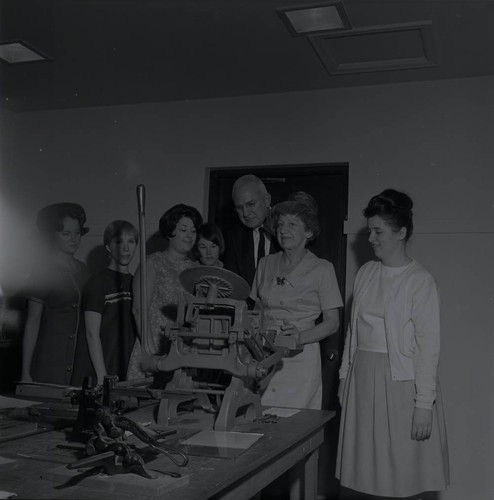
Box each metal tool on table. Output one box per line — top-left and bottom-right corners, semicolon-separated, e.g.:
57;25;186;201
15;381;79;400
66;377;188;482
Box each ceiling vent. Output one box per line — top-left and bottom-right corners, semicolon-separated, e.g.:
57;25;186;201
0;41;49;64
278;1;351;36
309;21;438;75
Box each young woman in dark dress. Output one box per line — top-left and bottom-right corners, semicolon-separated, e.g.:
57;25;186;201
21;203;89;385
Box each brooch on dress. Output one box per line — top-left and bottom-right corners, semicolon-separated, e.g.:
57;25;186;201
275;276;292;286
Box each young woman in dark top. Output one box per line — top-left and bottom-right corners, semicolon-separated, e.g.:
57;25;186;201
21;203;89;385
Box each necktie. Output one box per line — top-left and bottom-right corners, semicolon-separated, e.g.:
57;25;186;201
257;227;265;263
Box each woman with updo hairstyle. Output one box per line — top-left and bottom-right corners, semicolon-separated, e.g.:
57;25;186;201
21;202;89;384
127;204;202;379
250;192;343;410
336;189;449;499
287;190;319;215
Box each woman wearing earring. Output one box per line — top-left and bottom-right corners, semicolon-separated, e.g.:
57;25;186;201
336;189;449;499
21;203;89;385
126;204;202;379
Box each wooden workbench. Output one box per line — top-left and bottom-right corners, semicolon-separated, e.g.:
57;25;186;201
0;408;334;500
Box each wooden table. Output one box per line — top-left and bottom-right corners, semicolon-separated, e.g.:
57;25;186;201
0;408;334;500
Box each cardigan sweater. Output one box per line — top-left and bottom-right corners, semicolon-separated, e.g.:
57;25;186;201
339;259;440;410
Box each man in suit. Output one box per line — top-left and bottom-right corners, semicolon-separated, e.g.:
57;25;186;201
224;174;278;286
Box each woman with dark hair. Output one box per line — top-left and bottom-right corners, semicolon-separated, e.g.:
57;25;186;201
250;193;343;409
336;189;449;499
127;204;202;379
195;222;225;267
21;203;89;384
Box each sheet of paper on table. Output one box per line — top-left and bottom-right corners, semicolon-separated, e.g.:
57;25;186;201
263;407;301;418
0;491;17;499
0;395;40;409
181;429;264;458
0;456;16;465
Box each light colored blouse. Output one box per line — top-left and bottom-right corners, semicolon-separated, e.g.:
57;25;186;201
357;262;412;353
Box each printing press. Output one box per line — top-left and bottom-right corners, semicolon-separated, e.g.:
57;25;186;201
138;265;299;431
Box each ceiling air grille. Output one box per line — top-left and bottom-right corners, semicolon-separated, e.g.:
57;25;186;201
309;21;438;75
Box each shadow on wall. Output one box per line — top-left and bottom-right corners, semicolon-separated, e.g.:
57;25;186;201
350;228;375;271
343;228;375;327
85;233;170;275
146;232;169;255
86;245;110;275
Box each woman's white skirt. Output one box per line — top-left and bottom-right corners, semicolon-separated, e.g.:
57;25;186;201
336;349;449;498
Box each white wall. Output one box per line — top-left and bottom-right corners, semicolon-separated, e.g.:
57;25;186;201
1;75;493;499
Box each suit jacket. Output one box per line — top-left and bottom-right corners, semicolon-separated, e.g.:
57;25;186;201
223;223;279;286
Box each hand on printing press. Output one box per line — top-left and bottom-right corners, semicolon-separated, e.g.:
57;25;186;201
279;320;301;345
272;320;302;351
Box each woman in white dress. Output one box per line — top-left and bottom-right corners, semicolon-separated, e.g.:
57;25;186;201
250;194;343;410
336;189;449;499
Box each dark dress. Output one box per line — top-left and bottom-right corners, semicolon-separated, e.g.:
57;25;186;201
28;259;88;385
79;268;137;381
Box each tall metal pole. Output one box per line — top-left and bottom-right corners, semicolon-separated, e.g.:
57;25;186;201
136;184;151;356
